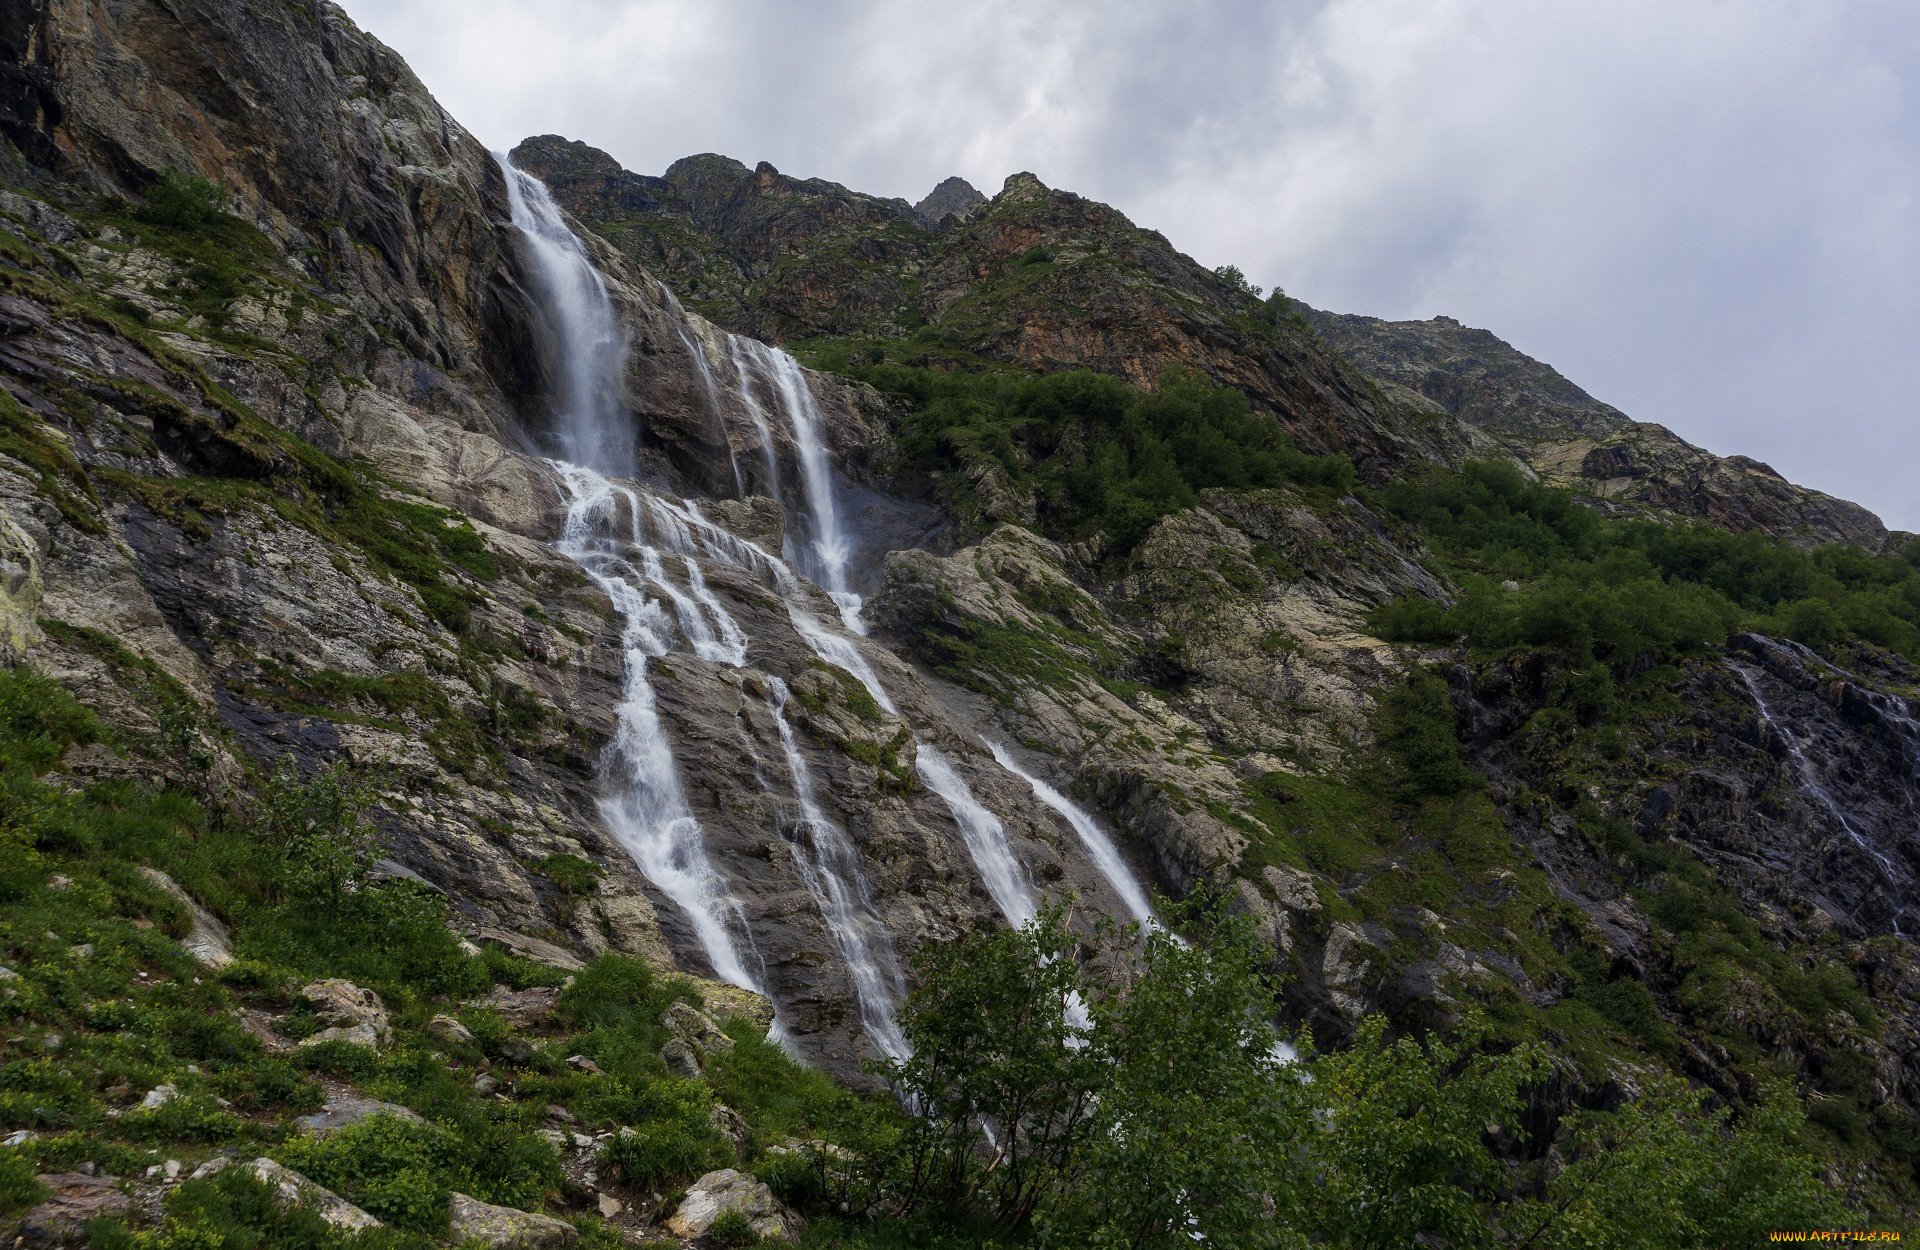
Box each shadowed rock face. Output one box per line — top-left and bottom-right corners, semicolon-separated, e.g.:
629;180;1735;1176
913;176;985;226
6;0;1920;1160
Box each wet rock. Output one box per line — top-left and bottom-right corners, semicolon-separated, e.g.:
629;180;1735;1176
447;1191;578;1248
666;1169;798;1243
246;1158;382;1230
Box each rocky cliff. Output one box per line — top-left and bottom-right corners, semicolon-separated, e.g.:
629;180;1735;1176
4;0;1920;1227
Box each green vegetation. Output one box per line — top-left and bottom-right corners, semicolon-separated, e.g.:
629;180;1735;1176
855;903;1842;1248
821;364;1356;553
1368;460;1920;666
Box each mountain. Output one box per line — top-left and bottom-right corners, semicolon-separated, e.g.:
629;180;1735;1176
1;0;1918;1240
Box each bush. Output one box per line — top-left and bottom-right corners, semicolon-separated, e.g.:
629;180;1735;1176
596;1080;730;1187
138;171;230;232
0;1148;45;1215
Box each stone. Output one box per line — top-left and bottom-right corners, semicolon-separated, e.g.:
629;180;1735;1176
665;1169;798;1243
709;1103;752;1160
447;1191;579;1248
427;1014;476;1046
596;1193;622;1219
295;1092;424;1135
137;868;233;968
139;1082;179;1110
298;1022;384;1051
660;1037;702;1080
246;1158;382;1230
299;980;391;1048
663;1000;733;1054
15;1172;135;1243
478;985;560;1029
564;1053;600;1074
473;1073;501;1096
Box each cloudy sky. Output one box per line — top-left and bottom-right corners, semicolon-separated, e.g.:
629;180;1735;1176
338;0;1920;532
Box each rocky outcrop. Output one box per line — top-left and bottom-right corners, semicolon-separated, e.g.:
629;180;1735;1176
245;1158;381;1230
447;1192;579;1249
666;1168;798;1243
913;176;985;226
1308;309;1888;549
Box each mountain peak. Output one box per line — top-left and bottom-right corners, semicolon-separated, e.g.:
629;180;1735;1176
913;175;985;224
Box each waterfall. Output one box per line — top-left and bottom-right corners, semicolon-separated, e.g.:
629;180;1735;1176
987;740;1160;931
502;153;766;992
917;746;1041;928
767;678;911;1060
728;337;785;505
498;159;631;478
658;283;745;497
554;464;766;989
1731;658;1908;934
733;338;866;633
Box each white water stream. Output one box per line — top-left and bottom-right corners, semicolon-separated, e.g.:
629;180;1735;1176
987;740;1160;931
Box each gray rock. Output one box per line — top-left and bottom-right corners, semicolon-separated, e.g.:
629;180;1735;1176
709;1103;752;1160
15;1172;135;1243
564;1054;600;1074
666;1169;798;1243
137;868;233;968
660;1037;702;1080
295;980;392;1051
139;1082;179;1109
473;1073;502;1096
447;1191;578;1248
295;1093;424;1135
664;1000;733;1054
246;1158;382;1230
427;1014;476;1046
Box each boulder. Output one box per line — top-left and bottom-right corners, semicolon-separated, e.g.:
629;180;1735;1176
295;1093;424;1135
14;1172;134;1244
660;1037;702;1080
246;1158;381;1230
447;1191;578;1248
299;980;391;1048
427;1014;476;1046
664;1000;734;1054
709;1103;752;1160
665;1169;798;1243
137;868;232;968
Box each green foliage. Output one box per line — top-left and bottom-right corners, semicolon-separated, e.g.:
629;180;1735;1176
95;1167;434;1249
1372;672;1477;799
1213;264;1263;299
0;1147;46;1215
832;364;1355;554
595;1082;731;1187
1368;460;1920;665
138;172;230;233
275;1112;559;1235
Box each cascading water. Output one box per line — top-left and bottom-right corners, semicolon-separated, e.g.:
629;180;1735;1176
1731;658;1909;934
767;678;911;1060
917;746;1041;928
732;338;867;634
498;161;631;478
658;283;745;497
727;338;785;505
554;464;765;988
987;740;1160;931
502;153;766;991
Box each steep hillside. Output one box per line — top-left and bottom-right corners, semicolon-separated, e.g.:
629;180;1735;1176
1309;308;1892;549
0;0;1918;1243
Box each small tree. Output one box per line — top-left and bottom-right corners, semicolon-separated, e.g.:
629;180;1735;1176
1214;264;1264;299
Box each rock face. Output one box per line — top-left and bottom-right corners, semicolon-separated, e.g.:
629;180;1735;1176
1306;310;1889;549
14;1172;135;1243
666;1168;799;1243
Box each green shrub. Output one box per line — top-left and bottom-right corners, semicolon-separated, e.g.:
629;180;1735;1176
707;1209;758;1247
0;1148;46;1215
138;172;230;232
596;1081;729;1187
275;1115;457;1234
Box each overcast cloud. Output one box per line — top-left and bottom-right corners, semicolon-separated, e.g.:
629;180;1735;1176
337;0;1920;532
